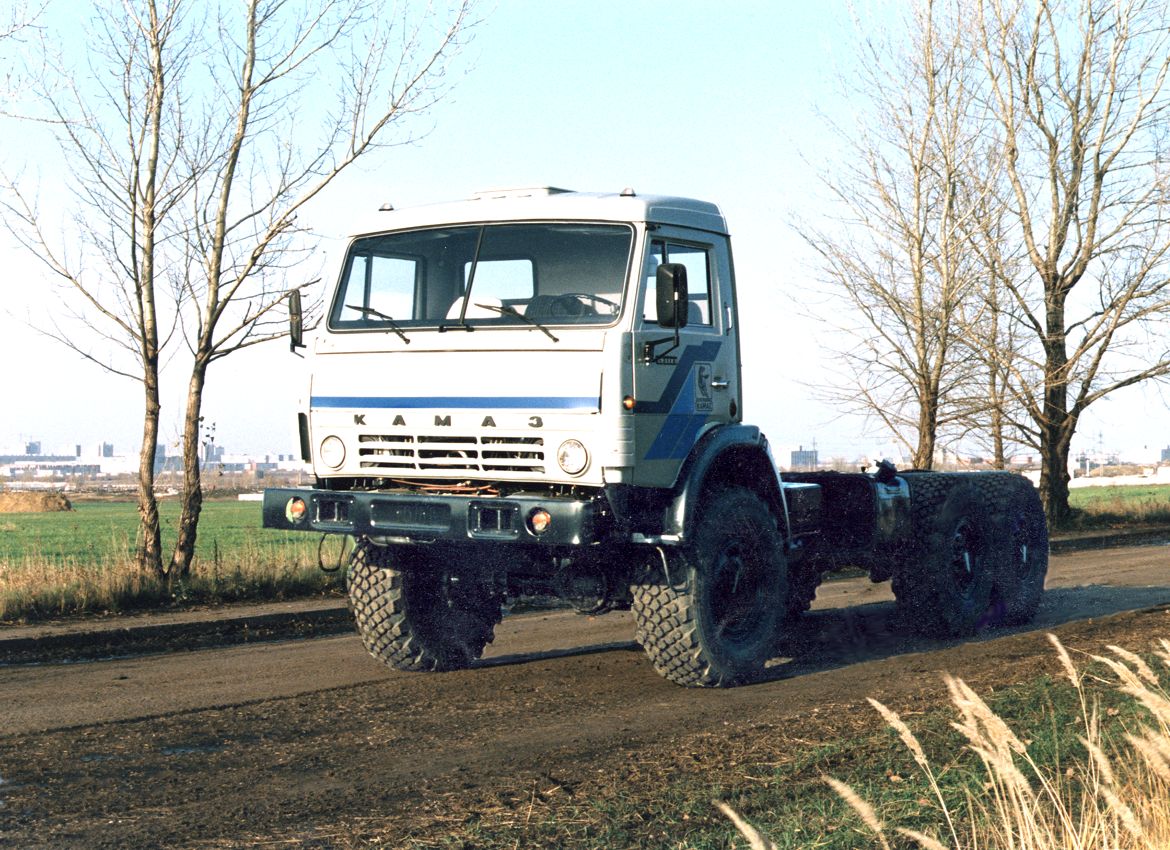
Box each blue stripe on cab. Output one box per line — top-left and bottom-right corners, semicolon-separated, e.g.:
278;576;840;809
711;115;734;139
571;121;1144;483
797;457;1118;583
310;396;599;411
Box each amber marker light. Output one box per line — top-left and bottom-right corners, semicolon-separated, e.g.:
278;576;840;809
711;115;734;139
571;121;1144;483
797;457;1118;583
623;395;636;410
285;497;307;524
528;508;552;535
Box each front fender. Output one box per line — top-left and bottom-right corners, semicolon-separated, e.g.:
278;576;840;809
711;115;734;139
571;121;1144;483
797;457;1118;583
661;424;785;542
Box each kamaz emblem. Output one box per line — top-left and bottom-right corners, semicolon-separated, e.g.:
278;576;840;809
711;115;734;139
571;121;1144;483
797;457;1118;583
695;362;714;413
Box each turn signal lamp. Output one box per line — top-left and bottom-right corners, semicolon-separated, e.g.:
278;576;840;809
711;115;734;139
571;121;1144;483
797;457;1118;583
528;508;552;535
622;395;636;410
285;497;307;524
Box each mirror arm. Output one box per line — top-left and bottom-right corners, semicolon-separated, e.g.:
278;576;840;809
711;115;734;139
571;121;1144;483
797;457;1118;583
641;329;680;364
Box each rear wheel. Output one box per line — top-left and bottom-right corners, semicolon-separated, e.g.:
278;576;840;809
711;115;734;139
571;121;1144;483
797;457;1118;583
632;488;788;687
893;481;996;638
347;540;503;672
990;481;1049;625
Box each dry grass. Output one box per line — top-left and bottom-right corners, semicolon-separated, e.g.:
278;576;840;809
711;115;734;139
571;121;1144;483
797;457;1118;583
0;536;339;621
721;634;1170;849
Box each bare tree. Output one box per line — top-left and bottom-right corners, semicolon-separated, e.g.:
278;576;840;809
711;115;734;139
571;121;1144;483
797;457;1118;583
803;0;988;469
4;1;191;574
953;164;1034;468
2;0;476;578
975;0;1170;523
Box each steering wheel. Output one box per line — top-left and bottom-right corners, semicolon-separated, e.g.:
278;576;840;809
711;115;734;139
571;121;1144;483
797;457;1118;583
552;292;619;318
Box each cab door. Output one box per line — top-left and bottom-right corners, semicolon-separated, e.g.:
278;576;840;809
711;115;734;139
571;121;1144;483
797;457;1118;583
629;231;740;488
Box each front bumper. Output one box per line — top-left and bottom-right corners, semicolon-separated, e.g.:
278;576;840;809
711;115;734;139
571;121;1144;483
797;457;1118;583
262;487;609;546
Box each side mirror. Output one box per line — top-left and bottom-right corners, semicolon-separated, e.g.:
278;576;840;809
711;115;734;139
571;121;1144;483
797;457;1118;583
288;290;304;352
655;263;689;329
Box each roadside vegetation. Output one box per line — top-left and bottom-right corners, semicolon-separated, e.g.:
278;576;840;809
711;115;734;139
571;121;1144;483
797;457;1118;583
1;483;1169;622
0;499;345;622
383;636;1170;849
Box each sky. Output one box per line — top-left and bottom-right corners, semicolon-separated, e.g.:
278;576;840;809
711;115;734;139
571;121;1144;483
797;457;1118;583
1;0;1168;465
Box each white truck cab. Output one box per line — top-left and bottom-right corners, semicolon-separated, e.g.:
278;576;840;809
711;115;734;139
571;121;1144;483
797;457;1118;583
301;187;739;492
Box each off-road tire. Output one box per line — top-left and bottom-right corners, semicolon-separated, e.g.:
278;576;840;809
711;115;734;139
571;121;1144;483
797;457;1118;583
953;472;1048;626
989;480;1048;625
631;487;788;687
346;539;502;672
893;477;996;638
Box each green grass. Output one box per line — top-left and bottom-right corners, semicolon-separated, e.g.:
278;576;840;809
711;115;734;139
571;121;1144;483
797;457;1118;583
0;499;300;564
1066;483;1170;528
0;499;343;621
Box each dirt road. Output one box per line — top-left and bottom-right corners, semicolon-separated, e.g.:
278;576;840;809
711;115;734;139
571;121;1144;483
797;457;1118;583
2;543;1169;848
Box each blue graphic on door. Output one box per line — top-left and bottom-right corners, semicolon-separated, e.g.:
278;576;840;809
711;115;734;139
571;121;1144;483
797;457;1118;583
644;360;715;460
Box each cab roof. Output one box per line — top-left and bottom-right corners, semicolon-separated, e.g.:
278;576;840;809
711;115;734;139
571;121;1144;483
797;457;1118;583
350;187;728;237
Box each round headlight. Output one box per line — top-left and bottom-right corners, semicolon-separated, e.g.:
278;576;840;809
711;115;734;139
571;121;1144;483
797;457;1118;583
557;439;589;476
319;435;346;469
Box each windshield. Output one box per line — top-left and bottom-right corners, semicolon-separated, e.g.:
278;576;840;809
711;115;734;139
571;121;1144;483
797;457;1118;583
328;222;633;332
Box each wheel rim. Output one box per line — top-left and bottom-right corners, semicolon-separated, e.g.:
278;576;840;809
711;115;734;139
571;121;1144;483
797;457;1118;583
1007;513;1029;575
709;542;771;649
949;518;979;595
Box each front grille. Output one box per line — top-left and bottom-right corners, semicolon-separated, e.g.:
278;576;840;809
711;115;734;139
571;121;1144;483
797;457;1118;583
357;433;546;474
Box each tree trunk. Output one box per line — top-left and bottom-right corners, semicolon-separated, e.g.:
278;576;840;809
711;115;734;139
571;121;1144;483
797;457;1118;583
136;370;164;577
170;362;208;579
1040;291;1074;525
913;412;936;470
1039;425;1073;527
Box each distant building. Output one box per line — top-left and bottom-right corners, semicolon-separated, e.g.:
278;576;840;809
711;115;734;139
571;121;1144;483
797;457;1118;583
1162;446;1170;463
790;445;818;471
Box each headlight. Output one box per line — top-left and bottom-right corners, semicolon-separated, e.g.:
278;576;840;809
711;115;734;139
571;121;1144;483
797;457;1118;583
319;435;346;469
557;439;588;476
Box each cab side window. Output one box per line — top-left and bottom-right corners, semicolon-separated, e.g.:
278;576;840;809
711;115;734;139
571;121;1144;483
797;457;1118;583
642;239;713;327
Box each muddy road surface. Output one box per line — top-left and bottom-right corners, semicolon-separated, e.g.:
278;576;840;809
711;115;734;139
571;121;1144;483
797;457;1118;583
2;542;1169;848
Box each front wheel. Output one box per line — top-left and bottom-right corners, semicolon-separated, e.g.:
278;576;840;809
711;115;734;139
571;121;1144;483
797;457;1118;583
347;540;502;672
632;488;788;687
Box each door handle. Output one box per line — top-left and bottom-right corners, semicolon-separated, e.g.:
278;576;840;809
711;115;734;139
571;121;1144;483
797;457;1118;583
711;378;729;390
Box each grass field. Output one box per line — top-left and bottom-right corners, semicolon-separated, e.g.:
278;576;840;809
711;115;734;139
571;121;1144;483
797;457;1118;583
0;499;344;621
1067;482;1170;526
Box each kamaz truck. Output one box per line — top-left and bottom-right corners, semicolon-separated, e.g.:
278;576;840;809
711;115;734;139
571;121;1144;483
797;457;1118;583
262;187;1048;687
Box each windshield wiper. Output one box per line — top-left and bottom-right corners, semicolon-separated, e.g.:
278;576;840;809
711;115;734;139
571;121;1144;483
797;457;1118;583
346;305;411;344
474;302;559;343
